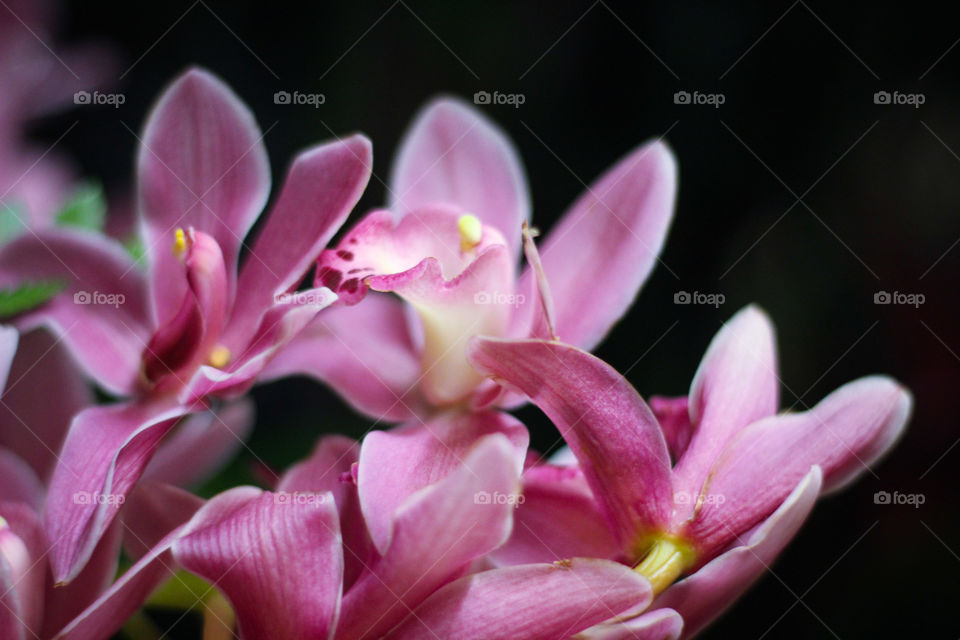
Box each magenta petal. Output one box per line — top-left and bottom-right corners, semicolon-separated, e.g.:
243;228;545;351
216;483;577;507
44;398;190;583
357;410;528;554
0;230;150;395
650;395;694;463
336;435;520;640
173;487;343;640
389;97;529;257
520;140;676;350
657;467;822;639
121;483;204;562
0;502;46;638
138;68;270;324
228;135;372;344
687;377;910;557
671;306;779;520
261;293;424;422
388;559;653;640
576;608;684;640
468;338;672;555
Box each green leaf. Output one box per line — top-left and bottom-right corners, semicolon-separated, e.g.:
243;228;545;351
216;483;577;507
123;234;146;263
0;281;66;318
0;202;27;244
55;182;106;231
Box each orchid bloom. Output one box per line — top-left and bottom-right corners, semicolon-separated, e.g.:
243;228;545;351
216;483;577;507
469;305;912;637
263;97;676;421
0;67;373;584
53;433;673;640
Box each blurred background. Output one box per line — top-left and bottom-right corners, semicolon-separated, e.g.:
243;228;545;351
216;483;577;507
15;0;960;636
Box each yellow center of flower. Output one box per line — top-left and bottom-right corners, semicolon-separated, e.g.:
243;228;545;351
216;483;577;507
457;214;483;252
173;228;188;258
633;535;696;595
208;345;231;368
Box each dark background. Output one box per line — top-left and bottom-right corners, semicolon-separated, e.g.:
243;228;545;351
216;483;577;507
35;0;960;637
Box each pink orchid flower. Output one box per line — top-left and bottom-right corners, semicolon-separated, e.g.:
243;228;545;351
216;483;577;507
54;433;672;640
263;97;677;421
469;305;912;637
0;67;373;585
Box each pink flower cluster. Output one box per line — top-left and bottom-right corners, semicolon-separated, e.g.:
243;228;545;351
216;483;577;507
0;64;911;640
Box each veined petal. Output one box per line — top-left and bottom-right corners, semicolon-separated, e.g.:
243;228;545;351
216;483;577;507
138;68;270;325
686;378;910;557
358;410;528;554
228;135;372;346
672;305;779;522
468;338;672;556
336;434;520;640
389;97;529;258
574;608;684;640
656;467;821;639
388;559;653;640
520;140;675;350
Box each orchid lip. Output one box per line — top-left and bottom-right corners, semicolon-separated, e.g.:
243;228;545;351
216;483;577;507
633;534;696;596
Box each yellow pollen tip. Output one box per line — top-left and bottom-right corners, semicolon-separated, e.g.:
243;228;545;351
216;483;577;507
457;214;483;252
208;345;231;369
173;228;187;258
633;535;696;596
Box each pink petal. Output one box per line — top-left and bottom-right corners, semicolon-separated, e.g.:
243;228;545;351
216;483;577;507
0;502;46;638
138;68;270;325
44;398;190;583
227;135;372;346
687;377;910;557
649;395;694;463
0;448;42;509
261;293;424;422
574;608;684;640
671;305;779;522
518;140;675;350
468;338;672;555
0;230;150;395
358;410;528;553
489;464;619;567
121;483;204;562
388;559;654;640
336;434;520;640
657;467;822;639
389;97;529;257
173;488;343;640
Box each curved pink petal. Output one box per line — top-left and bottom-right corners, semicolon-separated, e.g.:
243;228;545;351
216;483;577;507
0;502;46;639
45;398;190;583
389;97;529;257
389;559;653;640
657;467;822;639
671;305;779;522
0;230;150;395
490;464;619;567
138;67;270;325
575;608;684;640
261;293;424;422
687;377;910;557
468;338;672;555
226;135;372;346
358;410;528;553
121;483;204;562
336;434;520;640
144;399;254;488
649;395;694;463
517;140;675;350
